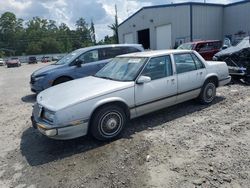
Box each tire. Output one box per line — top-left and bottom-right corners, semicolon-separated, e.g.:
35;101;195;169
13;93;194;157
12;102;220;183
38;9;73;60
198;80;216;104
53;77;72;86
90;105;127;141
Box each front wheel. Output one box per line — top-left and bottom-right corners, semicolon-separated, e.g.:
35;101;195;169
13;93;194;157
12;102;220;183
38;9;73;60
198;81;216;104
90;105;127;141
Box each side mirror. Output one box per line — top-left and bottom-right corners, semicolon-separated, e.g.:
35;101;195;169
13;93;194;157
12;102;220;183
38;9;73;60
137;76;151;84
75;59;83;67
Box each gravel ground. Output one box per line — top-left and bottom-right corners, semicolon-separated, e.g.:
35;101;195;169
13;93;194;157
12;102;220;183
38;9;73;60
0;63;249;188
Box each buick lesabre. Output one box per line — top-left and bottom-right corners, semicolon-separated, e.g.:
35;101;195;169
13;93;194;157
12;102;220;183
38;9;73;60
31;50;231;140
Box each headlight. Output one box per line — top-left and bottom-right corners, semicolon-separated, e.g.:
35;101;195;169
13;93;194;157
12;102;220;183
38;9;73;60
43;109;55;123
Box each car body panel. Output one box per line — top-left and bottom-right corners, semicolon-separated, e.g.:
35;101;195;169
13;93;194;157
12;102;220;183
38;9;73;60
32;50;231;140
178;40;222;60
30;44;144;93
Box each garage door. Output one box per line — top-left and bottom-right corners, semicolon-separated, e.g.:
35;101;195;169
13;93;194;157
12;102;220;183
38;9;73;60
124;33;134;44
156;24;172;50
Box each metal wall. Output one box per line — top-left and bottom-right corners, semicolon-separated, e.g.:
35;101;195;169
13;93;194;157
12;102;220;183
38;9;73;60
118;5;191;49
223;2;250;42
192;5;223;41
118;2;250;49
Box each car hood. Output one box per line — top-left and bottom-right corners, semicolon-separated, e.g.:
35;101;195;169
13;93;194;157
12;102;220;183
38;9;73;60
32;64;65;77
37;76;134;111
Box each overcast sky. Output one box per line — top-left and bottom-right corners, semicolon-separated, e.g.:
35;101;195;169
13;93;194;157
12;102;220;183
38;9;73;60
0;0;241;41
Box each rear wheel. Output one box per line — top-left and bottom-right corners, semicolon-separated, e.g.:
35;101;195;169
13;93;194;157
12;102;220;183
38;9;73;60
198;80;216;104
53;77;72;86
91;105;127;141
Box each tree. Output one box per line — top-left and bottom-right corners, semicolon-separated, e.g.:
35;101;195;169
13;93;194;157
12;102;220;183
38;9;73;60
90;20;96;44
108;5;119;44
0;12;99;55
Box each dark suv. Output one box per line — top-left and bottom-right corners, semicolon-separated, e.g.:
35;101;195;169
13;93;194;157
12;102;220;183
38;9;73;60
178;40;222;60
30;44;144;93
28;56;37;64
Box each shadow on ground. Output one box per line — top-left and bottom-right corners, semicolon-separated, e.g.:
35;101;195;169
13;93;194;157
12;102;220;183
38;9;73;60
20;96;225;166
21;94;36;103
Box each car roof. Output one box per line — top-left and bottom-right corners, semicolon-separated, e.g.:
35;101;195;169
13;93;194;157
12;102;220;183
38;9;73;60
76;44;143;52
183;40;221;45
118;49;194;58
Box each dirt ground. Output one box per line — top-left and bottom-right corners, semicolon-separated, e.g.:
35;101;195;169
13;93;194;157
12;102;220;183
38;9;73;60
0;63;249;188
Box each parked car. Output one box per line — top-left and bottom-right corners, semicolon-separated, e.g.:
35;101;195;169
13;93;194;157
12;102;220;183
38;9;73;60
31;50;231;140
41;56;51;63
30;44;144;93
213;36;250;84
0;58;5;66
52;56;59;61
6;57;21;68
178;40;222;60
28;56;37;64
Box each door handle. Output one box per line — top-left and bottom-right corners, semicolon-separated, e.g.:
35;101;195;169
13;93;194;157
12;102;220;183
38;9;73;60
171;79;175;81
199;72;203;75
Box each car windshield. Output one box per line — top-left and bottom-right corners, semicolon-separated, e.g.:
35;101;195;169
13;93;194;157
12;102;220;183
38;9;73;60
11;57;18;60
95;57;148;81
177;43;194;50
55;49;83;65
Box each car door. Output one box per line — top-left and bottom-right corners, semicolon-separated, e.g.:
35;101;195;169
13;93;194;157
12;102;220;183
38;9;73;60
135;55;177;117
173;53;206;103
74;49;109;78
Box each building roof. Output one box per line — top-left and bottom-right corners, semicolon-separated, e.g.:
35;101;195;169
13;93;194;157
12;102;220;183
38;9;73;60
118;0;248;27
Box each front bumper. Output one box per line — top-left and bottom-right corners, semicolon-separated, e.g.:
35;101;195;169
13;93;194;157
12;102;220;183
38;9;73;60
31;115;89;140
7;63;19;67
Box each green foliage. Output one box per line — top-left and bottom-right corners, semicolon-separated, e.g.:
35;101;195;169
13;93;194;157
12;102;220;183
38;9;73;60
0;10;118;56
0;12;97;56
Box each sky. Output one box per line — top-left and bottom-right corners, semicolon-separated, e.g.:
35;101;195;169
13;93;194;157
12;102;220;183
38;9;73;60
0;0;241;41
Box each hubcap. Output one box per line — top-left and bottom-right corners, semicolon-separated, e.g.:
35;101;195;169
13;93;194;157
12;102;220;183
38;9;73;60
207;88;213;97
106;118;118;129
100;111;123;136
204;83;215;102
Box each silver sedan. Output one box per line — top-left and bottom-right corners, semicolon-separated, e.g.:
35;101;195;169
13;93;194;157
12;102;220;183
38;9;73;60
31;50;231;140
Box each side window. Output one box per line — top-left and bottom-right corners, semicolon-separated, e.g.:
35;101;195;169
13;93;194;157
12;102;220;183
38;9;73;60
174;53;197;74
125;47;141;53
79;50;99;64
191;53;205;69
99;47;123;60
141;56;172;80
196;43;207;52
213;41;222;49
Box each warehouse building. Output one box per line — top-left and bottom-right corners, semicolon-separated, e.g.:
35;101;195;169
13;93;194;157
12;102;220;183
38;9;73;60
118;1;250;49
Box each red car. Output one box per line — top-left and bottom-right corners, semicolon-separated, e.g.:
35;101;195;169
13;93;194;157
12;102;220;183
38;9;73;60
41;56;51;63
178;40;222;60
6;57;21;68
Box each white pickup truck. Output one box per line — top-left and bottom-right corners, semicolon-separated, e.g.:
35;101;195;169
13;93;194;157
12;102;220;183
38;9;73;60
32;50;231;141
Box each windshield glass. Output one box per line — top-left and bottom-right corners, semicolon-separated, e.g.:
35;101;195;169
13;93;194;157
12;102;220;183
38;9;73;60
177;43;194;50
95;57;148;81
55;49;83;65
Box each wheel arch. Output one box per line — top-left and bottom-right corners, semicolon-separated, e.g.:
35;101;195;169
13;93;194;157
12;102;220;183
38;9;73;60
204;74;219;87
52;75;74;86
89;98;131;128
